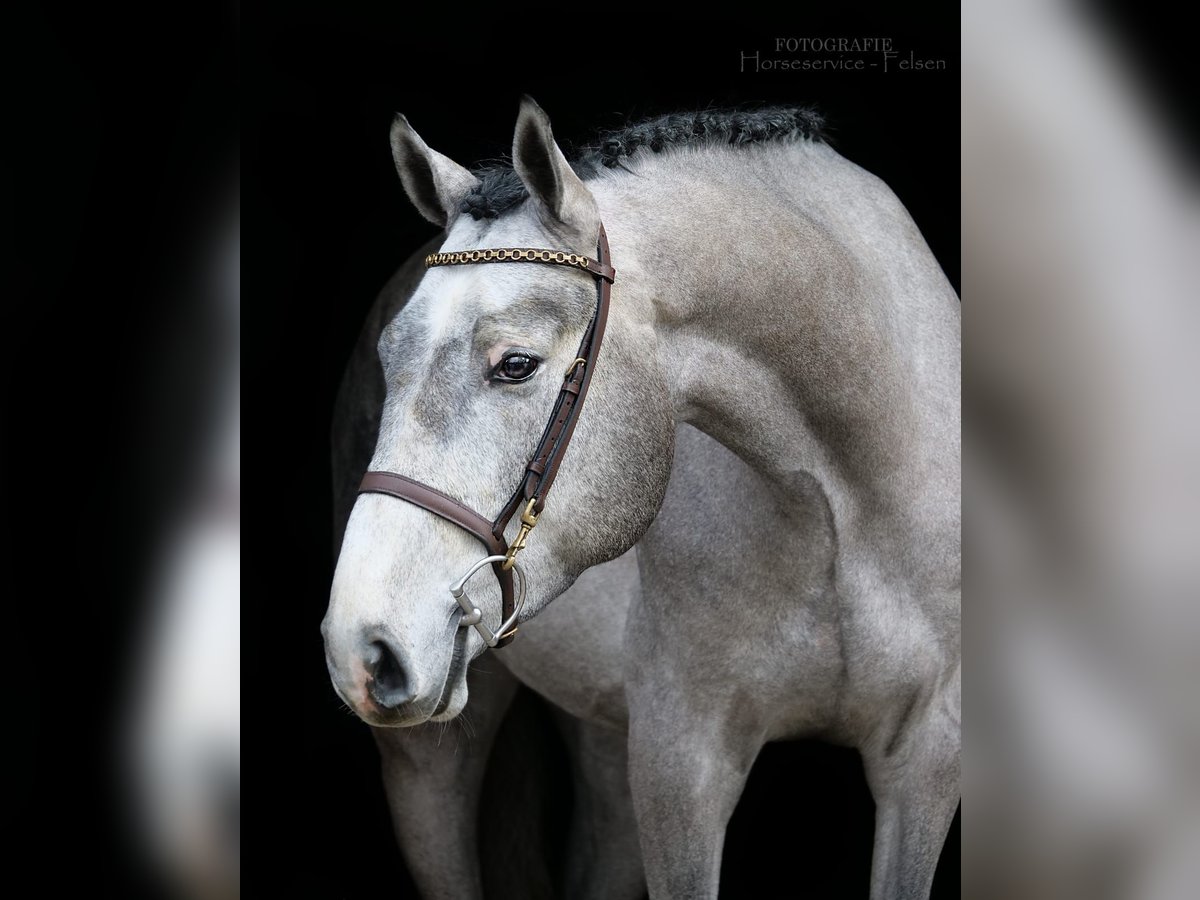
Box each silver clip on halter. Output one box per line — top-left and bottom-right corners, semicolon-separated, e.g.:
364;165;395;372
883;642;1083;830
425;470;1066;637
449;555;527;648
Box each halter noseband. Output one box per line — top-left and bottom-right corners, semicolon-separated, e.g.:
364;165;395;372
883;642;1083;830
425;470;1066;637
357;224;615;648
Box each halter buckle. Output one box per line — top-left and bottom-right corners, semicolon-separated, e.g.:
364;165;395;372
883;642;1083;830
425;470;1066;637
501;497;539;571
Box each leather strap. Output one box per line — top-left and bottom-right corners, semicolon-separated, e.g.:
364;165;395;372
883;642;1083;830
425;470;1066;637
360;223;615;649
495;225;613;524
358;471;516;632
359;472;508;557
579;257;616;282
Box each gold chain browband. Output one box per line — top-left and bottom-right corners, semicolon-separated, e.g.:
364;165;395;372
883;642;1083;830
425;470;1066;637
427;247;595;273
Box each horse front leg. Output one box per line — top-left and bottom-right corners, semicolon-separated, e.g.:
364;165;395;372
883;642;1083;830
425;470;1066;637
372;660;519;900
625;681;761;900
861;662;960;900
551;711;646;900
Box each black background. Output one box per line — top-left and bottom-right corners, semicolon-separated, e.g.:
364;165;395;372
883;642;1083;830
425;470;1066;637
246;5;959;898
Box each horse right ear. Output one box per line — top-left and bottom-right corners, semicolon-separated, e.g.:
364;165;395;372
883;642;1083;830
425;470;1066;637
389;115;479;228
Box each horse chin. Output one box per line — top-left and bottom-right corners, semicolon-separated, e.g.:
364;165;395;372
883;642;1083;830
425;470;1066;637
358;709;422;728
429;689;467;722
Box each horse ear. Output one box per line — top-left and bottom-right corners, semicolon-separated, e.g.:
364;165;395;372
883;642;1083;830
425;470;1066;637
390;114;479;228
512;96;598;241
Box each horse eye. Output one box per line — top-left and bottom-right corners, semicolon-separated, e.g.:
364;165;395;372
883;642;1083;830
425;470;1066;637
493;353;539;383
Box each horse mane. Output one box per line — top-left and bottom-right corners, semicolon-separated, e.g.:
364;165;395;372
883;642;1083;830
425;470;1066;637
461;106;826;220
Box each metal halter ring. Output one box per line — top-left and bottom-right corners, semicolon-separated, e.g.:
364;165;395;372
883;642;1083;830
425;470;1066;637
449;554;527;647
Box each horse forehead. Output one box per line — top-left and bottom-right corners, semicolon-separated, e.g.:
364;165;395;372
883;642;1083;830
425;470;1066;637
416;270;480;341
415;266;543;341
406;212;564;342
417;262;572;346
440;211;545;251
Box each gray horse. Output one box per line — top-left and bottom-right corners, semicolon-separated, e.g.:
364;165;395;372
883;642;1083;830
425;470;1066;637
333;233;648;899
331;243;882;899
324;99;960;898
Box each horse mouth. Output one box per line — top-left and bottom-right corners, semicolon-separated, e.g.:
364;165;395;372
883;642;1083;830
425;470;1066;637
430;627;470;718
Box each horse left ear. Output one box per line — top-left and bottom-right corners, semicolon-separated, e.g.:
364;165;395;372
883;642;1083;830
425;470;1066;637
390;114;479;228
512;96;599;243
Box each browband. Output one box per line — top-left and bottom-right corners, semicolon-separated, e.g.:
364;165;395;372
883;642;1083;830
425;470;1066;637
425;246;616;284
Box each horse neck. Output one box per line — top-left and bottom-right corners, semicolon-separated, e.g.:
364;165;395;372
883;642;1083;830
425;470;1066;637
595;142;961;579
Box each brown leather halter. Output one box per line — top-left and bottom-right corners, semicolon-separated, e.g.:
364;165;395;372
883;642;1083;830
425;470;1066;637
357;224;615;648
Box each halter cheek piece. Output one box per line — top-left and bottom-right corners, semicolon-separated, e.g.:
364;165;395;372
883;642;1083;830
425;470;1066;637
358;225;615;648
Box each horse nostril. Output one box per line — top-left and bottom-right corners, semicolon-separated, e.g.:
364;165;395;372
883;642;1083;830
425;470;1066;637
374;642;405;693
366;640;412;709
